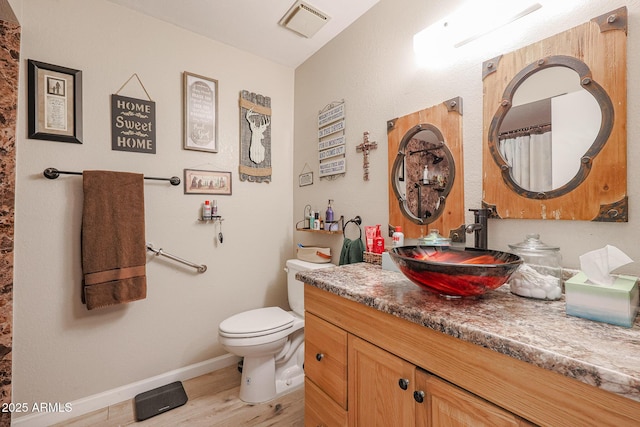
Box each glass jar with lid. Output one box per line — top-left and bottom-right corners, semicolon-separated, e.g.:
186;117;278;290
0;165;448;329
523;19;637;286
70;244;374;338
508;233;563;300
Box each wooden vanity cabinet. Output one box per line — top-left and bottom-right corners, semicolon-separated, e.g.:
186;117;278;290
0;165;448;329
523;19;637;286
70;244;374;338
304;312;348;426
304;284;640;426
348;333;527;427
348;335;416;426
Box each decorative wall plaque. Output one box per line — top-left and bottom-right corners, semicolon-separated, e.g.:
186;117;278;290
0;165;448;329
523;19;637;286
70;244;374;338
111;94;156;154
239;90;272;183
318;100;346;179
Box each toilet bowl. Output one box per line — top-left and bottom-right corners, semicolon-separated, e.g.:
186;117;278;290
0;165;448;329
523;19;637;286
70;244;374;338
218;259;335;403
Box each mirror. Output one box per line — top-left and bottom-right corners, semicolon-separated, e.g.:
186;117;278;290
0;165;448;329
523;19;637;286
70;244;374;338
491;56;612;197
388;99;465;239
391;126;455;223
482;7;627;221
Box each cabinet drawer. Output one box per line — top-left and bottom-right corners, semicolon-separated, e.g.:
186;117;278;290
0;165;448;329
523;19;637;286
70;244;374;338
305;378;348;427
305;312;348;409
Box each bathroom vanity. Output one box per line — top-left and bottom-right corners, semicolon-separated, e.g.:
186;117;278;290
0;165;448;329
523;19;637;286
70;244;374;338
299;263;640;426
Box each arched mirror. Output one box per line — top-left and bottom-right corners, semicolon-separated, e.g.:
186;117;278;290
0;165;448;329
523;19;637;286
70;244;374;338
482;7;627;221
488;56;613;199
388;99;465;239
391;125;455;224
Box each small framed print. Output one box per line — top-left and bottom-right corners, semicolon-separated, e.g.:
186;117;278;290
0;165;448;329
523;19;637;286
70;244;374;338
184;169;232;195
299;172;313;187
27;60;83;143
183;71;218;152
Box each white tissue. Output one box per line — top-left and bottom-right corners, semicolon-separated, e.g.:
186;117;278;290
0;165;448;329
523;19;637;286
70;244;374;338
579;245;633;286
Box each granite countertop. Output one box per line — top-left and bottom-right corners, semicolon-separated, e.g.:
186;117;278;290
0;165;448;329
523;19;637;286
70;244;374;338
298;262;640;403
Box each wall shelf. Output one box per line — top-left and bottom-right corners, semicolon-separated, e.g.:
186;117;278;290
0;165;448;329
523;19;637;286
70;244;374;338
198;216;224;223
296;227;342;235
296;215;345;235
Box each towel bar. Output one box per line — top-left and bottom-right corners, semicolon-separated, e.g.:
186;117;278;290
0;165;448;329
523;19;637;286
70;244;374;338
43;167;181;186
146;244;207;273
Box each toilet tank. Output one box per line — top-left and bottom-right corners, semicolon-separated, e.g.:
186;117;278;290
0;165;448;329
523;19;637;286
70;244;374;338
285;259;335;317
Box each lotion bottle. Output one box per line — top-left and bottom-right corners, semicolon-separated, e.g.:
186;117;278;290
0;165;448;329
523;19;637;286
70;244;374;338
373;224;385;254
309;210;315;230
392;226;404;247
202;200;212;220
326;199;334;223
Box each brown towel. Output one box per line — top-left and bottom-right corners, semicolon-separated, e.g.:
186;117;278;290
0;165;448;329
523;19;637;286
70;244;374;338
81;170;147;310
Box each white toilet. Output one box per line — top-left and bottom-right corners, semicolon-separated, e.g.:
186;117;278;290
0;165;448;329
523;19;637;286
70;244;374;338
218;259;335;403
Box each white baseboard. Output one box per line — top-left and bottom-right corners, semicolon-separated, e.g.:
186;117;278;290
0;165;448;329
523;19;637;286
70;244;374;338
12;353;241;427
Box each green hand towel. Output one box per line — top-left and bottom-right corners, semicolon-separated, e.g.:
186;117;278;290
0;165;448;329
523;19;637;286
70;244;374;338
339;237;365;265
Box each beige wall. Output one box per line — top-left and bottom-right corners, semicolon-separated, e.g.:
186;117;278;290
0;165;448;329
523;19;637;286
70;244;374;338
11;0;295;414
294;0;640;273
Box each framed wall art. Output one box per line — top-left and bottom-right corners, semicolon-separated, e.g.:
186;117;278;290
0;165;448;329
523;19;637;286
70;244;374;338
183;71;218;152
184;169;232;195
27;59;83;143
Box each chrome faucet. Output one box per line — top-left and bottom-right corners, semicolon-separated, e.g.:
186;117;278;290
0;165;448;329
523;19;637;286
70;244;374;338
466;208;489;249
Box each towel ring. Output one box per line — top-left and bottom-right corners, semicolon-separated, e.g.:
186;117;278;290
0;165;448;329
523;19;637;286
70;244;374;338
343;215;362;240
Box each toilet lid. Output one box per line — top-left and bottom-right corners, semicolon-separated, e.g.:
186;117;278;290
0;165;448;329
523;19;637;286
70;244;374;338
219;307;294;338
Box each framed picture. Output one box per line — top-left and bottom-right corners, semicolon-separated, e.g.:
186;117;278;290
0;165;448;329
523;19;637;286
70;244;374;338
27;60;83;143
299;172;313;187
183;71;218;152
184;169;232;195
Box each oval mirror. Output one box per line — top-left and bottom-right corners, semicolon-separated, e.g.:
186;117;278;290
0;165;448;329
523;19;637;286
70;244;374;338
488;55;613;199
392;124;455;225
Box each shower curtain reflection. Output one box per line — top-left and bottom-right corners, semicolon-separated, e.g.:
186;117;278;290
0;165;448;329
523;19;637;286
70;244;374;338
499;127;552;192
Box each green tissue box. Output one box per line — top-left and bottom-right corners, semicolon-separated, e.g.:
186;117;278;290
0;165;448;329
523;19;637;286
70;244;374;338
565;271;639;328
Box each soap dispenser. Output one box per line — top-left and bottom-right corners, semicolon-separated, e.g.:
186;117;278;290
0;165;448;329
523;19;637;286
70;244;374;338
326;199;334;223
373;224;385;254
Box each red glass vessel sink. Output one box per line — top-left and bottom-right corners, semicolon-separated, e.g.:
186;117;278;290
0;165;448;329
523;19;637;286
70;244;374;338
390;246;522;298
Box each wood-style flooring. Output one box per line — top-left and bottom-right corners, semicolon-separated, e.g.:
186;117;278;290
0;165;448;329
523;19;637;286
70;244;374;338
55;365;304;426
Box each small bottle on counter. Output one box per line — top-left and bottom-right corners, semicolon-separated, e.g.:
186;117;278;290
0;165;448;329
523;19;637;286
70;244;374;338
202;200;212;220
373;224;385;254
392;226;404;247
314;212;321;230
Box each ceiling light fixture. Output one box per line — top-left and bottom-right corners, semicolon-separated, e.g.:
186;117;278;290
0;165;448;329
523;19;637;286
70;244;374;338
413;0;542;68
453;2;542;48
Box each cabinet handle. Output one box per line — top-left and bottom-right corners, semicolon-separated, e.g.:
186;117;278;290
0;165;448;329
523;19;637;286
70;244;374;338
413;390;425;403
315;353;324;362
398;378;410;390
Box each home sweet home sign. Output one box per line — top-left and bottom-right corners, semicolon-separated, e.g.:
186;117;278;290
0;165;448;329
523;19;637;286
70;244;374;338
111;94;156;154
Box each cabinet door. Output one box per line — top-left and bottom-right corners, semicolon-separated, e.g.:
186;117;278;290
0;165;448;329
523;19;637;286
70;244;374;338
415;369;527;426
305;378;348;427
348;335;415;427
305;312;348;409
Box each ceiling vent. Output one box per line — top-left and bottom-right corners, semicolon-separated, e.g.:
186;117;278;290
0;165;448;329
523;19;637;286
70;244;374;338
279;1;330;38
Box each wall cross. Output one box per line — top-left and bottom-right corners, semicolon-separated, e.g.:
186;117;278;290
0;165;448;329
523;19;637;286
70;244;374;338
356;131;377;181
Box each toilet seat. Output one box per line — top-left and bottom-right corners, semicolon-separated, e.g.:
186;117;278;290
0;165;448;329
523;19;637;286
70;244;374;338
219;307;294;338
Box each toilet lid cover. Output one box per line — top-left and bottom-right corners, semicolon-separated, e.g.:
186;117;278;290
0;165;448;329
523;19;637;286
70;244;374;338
219;307;294;337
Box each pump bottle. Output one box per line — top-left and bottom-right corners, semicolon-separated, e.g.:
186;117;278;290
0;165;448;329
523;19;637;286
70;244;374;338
326;199;334;223
373;224;385;254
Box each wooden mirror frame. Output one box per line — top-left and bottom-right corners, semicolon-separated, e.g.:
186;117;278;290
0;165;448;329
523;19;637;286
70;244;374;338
482;7;627;221
391;123;456;224
388;98;465;239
